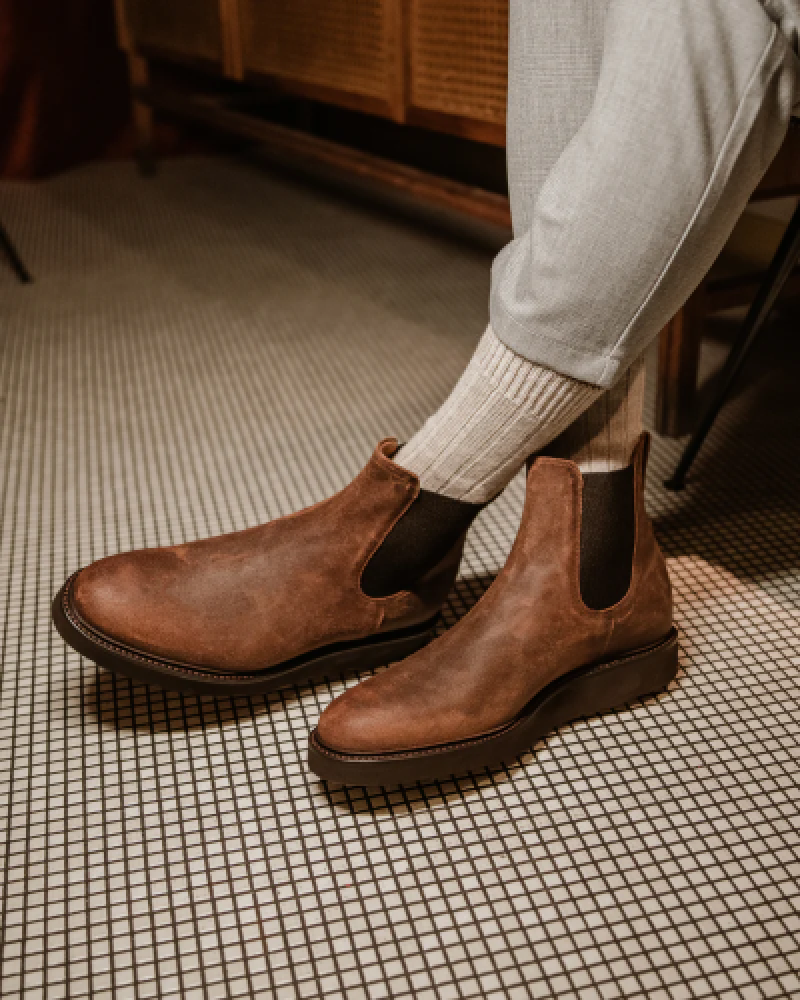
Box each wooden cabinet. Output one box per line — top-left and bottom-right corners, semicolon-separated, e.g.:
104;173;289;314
407;0;507;144
240;0;405;120
116;0;507;136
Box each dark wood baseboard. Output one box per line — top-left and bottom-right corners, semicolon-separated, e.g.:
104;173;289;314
135;84;512;229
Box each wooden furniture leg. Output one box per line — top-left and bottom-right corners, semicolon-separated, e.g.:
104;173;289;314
130;54;157;176
655;283;707;437
113;0;156;175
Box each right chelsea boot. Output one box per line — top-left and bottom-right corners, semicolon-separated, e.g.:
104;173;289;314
52;439;482;695
310;434;678;786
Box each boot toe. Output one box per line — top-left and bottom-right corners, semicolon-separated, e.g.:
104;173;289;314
316;682;416;755
70;549;177;649
316;667;469;756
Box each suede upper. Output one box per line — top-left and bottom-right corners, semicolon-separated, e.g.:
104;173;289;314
316;434;673;754
71;440;465;673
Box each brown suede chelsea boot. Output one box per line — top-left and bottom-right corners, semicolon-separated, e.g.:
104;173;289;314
309;434;678;786
52;440;482;695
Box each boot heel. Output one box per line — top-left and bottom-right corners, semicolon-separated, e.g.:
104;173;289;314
546;627;680;728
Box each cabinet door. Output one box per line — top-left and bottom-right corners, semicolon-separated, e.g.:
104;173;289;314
241;0;404;120
408;0;507;143
126;0;224;64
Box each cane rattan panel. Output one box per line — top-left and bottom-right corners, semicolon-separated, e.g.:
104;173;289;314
409;0;508;125
241;0;401;108
127;0;223;63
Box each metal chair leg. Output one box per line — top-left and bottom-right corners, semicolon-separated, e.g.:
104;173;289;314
665;200;800;490
0;220;32;283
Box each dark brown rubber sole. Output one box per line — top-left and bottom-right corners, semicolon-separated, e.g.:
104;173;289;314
52;574;440;697
308;627;680;786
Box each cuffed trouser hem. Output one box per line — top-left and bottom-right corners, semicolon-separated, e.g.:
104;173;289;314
489;294;625;389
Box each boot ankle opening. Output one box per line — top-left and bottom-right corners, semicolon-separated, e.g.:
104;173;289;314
361;490;482;598
579;466;635;610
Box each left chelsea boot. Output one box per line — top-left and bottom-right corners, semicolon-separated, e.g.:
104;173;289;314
309;434;678;785
52;439;482;696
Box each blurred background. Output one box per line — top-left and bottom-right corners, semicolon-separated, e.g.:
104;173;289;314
0;0;131;178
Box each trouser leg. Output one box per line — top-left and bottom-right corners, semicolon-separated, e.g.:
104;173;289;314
491;0;800;388
505;0;609;235
399;0;800;497
507;0;648;473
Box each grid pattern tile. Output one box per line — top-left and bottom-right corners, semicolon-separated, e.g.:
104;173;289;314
1;158;799;1000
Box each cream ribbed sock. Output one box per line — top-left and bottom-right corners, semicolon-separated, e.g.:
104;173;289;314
546;356;647;472
394;326;601;502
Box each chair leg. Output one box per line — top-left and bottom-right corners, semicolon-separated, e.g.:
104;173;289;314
665;199;800;490
0;221;32;283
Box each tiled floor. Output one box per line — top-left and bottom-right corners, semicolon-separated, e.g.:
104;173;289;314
1;158;798;999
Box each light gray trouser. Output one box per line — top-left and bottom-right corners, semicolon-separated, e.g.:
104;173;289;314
490;0;800;388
